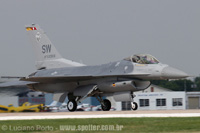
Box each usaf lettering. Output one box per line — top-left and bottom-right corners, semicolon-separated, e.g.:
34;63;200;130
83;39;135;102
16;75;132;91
42;45;51;54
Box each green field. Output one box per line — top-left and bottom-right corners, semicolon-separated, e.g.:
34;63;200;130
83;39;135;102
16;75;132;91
0;117;200;132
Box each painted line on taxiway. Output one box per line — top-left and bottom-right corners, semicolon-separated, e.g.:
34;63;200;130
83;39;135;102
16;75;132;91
0;113;200;120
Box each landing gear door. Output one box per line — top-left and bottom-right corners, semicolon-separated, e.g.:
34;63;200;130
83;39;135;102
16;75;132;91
53;93;68;103
74;85;97;97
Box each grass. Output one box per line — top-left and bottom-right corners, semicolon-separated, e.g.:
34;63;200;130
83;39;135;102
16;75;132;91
0;117;200;132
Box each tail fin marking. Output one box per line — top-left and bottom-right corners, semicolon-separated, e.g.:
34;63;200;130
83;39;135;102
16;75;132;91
25;24;85;69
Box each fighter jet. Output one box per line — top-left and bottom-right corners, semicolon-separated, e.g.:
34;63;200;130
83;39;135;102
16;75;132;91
0;24;188;112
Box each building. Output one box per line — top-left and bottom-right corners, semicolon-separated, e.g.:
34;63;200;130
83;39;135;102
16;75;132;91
0;96;18;107
113;85;186;111
186;92;200;109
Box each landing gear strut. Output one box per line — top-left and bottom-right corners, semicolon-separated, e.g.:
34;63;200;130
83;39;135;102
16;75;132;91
96;95;111;111
131;92;138;110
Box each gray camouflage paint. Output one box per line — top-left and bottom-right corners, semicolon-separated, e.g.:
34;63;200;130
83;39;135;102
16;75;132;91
33;60;134;78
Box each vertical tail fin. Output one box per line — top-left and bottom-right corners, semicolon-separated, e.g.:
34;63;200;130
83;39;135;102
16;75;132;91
25;24;85;70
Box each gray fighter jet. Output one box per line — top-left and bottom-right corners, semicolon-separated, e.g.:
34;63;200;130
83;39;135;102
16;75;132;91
1;24;188;112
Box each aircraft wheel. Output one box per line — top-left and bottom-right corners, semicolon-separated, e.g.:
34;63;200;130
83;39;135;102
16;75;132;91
131;102;138;110
101;99;111;111
67;100;77;112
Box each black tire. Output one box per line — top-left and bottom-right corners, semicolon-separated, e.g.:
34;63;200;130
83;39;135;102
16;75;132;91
131;102;138;110
67;100;77;112
101;99;111;111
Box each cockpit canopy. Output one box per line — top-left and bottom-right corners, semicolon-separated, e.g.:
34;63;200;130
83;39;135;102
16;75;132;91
124;54;160;64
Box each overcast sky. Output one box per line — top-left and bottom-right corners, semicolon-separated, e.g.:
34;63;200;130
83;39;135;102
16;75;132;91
0;0;199;77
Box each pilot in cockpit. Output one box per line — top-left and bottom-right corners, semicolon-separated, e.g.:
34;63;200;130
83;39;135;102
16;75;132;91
124;54;159;64
132;56;139;63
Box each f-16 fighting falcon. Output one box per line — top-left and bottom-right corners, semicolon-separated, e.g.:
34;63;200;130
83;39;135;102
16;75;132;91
0;24;188;112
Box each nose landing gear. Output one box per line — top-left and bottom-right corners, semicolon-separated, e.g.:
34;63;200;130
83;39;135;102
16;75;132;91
131;92;138;110
131;102;138;110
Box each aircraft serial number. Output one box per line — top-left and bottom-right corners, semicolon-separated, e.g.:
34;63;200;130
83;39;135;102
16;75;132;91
44;54;55;59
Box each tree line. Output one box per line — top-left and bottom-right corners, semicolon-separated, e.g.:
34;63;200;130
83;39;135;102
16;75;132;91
151;77;200;91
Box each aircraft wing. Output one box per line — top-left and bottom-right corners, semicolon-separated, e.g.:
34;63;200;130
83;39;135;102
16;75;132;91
21;73;150;83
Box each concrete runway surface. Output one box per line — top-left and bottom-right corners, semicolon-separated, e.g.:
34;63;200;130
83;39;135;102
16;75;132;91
0;110;200;120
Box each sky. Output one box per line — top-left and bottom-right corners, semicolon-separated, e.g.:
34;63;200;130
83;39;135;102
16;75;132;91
0;0;199;77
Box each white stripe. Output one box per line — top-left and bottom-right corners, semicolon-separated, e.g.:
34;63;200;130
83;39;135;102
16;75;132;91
0;113;200;120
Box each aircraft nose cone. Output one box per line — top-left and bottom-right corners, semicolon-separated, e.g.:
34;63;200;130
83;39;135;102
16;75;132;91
161;66;188;79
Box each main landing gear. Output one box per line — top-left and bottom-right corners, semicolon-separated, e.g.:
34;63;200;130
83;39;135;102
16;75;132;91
66;95;112;112
67;100;77;112
95;95;111;111
101;99;111;111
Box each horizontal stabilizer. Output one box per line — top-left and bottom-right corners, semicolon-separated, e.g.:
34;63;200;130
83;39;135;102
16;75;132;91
0;80;36;88
1;76;25;79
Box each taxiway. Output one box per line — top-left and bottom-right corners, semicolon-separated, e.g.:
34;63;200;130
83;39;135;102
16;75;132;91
0;110;200;121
